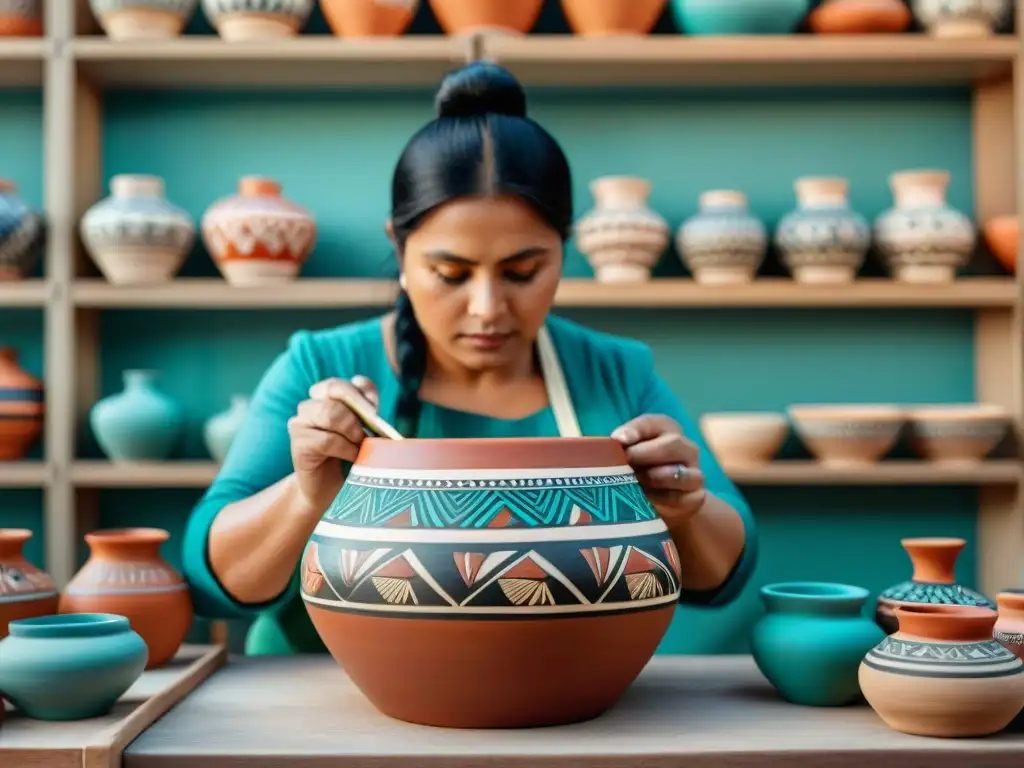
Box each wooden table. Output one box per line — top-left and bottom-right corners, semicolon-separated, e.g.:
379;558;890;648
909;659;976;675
123;654;1024;767
0;644;225;768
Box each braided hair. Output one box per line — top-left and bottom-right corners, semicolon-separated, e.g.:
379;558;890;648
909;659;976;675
388;62;574;437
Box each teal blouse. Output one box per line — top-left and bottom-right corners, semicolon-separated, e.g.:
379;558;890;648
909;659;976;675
182;314;758;655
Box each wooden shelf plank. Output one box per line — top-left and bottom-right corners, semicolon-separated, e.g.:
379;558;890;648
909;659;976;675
71;277;1017;309
0;38;46;87
0;461;50;486
726;460;1022;485
481;34;1019;86
72;460;219;487
71;36;473;88
0;279;50;307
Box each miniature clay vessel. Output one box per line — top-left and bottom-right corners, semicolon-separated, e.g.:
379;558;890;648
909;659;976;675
202;176;316;286
670;0;811;34
0;0;42;36
561;0;667;35
203;394;249;463
0;529;57;639
59;528;193;670
575;176;669;284
427;0;543;35
860;604;1024;737
90;369;183;462
699;412;787;467
0;348;43;461
905;404;1010;464
301;437;682;728
201;0;314;40
994;590;1024;660
0;613;147;720
88;0;197;40
983;214;1017;274
876;537;994;634
0;179;44;281
321;0;419;36
81;174;195;285
807;0;911;33
874;170;976;284
787;404;903;466
752;582;884;707
775;177;870;284
911;0;1011;37
677;190;767;285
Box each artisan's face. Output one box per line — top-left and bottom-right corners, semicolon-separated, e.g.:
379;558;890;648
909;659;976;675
397;195;563;373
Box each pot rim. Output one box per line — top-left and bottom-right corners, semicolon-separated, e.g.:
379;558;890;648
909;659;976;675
761;581;869;601
85;527;170;545
9;612;131;639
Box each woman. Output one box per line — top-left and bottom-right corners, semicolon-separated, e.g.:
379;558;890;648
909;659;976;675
182;62;757;655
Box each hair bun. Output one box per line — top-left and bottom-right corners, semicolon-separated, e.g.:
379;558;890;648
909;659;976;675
435;62;528;119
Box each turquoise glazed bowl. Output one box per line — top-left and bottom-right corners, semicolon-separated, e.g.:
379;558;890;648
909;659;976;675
0;613;147;720
671;0;811;34
751;582;885;707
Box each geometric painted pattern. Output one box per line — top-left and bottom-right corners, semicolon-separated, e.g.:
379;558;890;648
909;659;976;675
879;580;995;609
862;636;1024;679
0;563;57;603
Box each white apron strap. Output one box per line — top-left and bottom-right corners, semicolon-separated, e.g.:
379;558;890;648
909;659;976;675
536;324;582;438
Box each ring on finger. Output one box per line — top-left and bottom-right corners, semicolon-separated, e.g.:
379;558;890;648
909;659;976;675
673;464;688;483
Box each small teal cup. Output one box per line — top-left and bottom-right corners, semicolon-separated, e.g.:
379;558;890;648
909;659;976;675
0;613;148;720
751;581;884;707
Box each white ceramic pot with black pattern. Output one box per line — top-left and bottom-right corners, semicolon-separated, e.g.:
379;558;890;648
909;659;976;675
89;0;197;40
677;190;766;285
0;0;42;36
0;180;43;281
774;177;870;284
81;174;195;285
874;170;975;284
201;0;314;40
911;0;1011;37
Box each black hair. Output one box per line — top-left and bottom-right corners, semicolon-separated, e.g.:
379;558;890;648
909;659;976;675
389;62;574;437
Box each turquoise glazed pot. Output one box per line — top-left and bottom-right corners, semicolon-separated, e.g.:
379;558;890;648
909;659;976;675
90;369;183;461
671;0;811;34
0;613;147;720
751;582;885;707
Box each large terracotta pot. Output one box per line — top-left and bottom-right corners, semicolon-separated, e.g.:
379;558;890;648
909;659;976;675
300;437;681;728
59;528;193;669
0;347;44;460
561;0;667;36
321;0;419;36
0;528;58;638
428;0;543;35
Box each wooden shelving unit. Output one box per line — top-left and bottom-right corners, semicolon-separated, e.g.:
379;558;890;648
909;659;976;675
5;1;1021;611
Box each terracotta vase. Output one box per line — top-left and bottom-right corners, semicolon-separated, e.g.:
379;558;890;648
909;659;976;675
876;537;994;634
0;529;57;638
995;590;1024;660
427;0;543;35
860;604;1024;737
321;0;419;36
807;0;911;33
561;0;667;36
300;437;682;728
89;0;197;40
983;214;1017;274
0;0;42;36
202;176;316;286
0;348;43;461
59;528;193;669
575;176;669;284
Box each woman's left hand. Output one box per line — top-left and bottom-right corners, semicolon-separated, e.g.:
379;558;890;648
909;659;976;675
612;414;708;528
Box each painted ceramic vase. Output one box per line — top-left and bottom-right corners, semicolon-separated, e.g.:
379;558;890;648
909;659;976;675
89;0;197;39
911;0;1011;37
0;529;57;639
0;0;41;36
905;404;1010;464
300;437;682;728
0;179;44;281
677;190;767;285
81;174;195;286
752;582;884;707
0;613;147;720
860;604;1024;737
575;176;669;284
0;348;43;461
984;214;1017;274
90;370;183;462
807;0;911;32
670;0;811;34
321;0;419;36
428;0;543;35
202;176;316;286
204;394;249;463
874;170;976;284
995;590;1024;660
561;0;667;35
876;537;994;634
59;528;193;670
775;177;870;285
201;0;314;40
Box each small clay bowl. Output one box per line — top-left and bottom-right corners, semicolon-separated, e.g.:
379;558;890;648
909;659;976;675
905;404;1010;464
699;412;788;467
808;0;912;34
983;214;1018;275
788;404;904;465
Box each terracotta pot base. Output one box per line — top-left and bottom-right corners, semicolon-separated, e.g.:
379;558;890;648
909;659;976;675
99;9;187;40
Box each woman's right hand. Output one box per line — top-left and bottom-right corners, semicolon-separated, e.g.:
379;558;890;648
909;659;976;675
288;375;380;514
